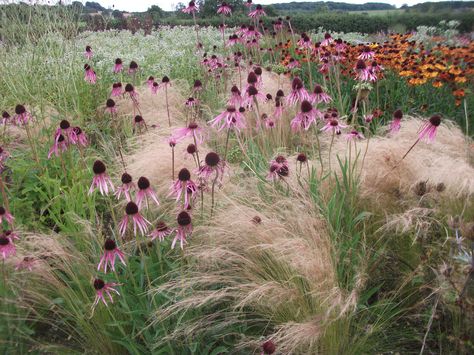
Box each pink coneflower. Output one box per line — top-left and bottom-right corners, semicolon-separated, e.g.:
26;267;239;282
227;85;243;107
72;126;88;147
358;46;375;60
128;60;139;75
217;2;232;15
244;85;265;108
105;99;117;114
92;279;120;310
115;173;136;201
245;0;253;8
286;57;300;69
266;159;289;181
97;239;126;273
119;201;150;236
182;1;198;14
418;114;441;143
48;134;68;159
15;256;35;271
172;211;193;249
170;168;198;209
133;115;147;132
185;97;199;108
370;60;383;74
286;77;310;106
291;100;321;132
193;79;203;93
172;122;204;144
151;81;160;95
390;109;403;134
14;104;32;125
56;119;76;143
197;152;225;182
84;45;93;60
321;118;348;134
111;82;122;97
321;33;333;47
89;160;114;195
364;114;374;123
297;33;312;49
0;235;16;260
136;176;159;208
113;58;123;73
1;111;10;125
346;130;365;141
310;85;332;104
147;76;155;89
354;60;375;82
249;4;266;18
4;230;19;241
273;98;284;120
261;339;276;354
244;25;261;39
209;106;246;132
124;83;138;100
84;64;97;84
227;34;240;46
335;38;346;52
273;19;283;31
148;221;173;242
264;116;276;129
0;206;14;225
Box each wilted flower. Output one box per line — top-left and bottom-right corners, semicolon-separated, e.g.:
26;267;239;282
0;206;14;225
119;201;150;236
92;279;120;310
98;239;126;273
149;221;173;242
0;235;16;260
418;114;441;143
48;134;68;159
84;45;93;60
14;104;33;125
89;160;114;195
170;168;198;209
286;77;310;106
84;64;97;84
136;176;160;208
390;109;403;134
172;211;193;249
113;58;123;73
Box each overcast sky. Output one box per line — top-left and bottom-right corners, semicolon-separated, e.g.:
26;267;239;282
78;0;453;12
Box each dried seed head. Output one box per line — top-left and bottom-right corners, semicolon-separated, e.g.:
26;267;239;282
194;79;202;88
162;76;170;83
205;152;220;167
262;340;276;354
436;182;446;192
115;58;122;65
231;85;240;94
266;93;272;100
178;168;191;182
177;211;191;226
137;176;150;190
93;278;105;290
239;107;246;113
104;238;117;251
313;85;323;94
15;105;26;115
414;181;427;196
276;89;284;97
129;61;138;69
226;106;236;113
92;160;106;175
106;99;115;108
134;115;144;123
121;173;132;184
125;201;139;215
277;165;289;177
247;72;258;84
430;114;441;126
297;153;307;163
254;66;262;76
125;83;134;92
301;100;313;113
291;77;303;90
187;144;197;154
59;120;70;129
252;216;262;224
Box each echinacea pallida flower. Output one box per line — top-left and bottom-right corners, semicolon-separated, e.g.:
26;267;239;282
113;58;123;73
84;64;97;84
148;221;173;242
172;122;204;144
14;104;33;125
267;155;289;181
89;160;115;196
182;1;198;14
170;168;198;209
172;211;192;249
286;77;310;106
248;4;266;19
72;126;88;147
84;45;93;60
390;109;403;134
136;177;159;208
92;278;120;311
290;100;321;132
115;173;136;201
197;152;225;182
0;206;14;225
217;2;232;15
310;85;332;104
321;119;348;135
418;114;441;143
0;234;16;260
119;202;150;236
47;134;68;159
97;239;126;273
15;256;35;271
209;106;246;132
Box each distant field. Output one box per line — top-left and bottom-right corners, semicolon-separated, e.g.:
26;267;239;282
347;9;404;16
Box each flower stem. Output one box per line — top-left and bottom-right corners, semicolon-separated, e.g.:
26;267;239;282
165;86;171;127
210;169;220;217
223;127;231;162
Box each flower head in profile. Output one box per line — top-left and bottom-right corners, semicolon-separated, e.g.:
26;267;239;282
182;1;198;14
115;172;136;201
0;206;14;225
48;134;68;159
249;4;266;19
227;85;243;107
133;115;147;132
84;45;93;60
149;221;173;242
172;122;204;144
286;77;310;106
291;100;321;132
113;58;123;73
0;234;16;260
128;60;139;75
267;155;289;181
170;168;198;209
72;126;88;147
217;2;232;15
124;83;138;100
136;176;160;208
321;32;333;46
147;76;155;89
97;239;126;273
92;279;120;311
111;82;122;97
14;104;33;125
390;109;403;134
84;64;97;84
321;118;347;135
346;130;365;141
2;111;11;125
172;211;193;249
358;46;375;60
209;106;246;132
15;256;35;271
119;201;150;236
89;160;115;195
418;114;441;143
244;85;266;108
310;85;332;104
105;99;117;114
